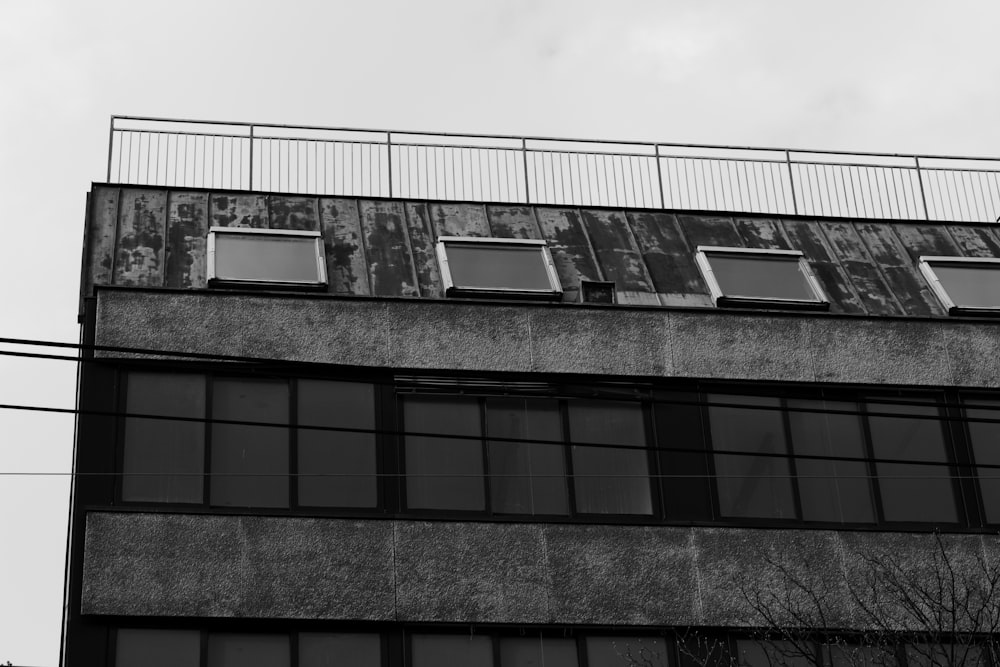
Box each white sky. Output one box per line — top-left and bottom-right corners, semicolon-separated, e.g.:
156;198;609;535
1;1;999;664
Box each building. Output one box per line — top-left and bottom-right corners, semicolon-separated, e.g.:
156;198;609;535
61;116;1000;667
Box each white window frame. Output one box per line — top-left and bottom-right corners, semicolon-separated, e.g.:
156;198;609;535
918;255;1000;315
436;236;562;300
695;245;829;309
207;226;328;289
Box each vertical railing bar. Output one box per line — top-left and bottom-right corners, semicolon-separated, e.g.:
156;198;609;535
959;170;973;223
653;146;664;209
696;159;707;210
914;156;931;221
846;165;859;218
249;126;255;190
890;168;903;219
785;151;799;215
107;118;115;181
520;139;531;204
755;162;767;213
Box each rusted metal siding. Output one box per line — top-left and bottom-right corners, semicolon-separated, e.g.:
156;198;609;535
113;190;166;287
319;198;370;295
165;192;208;289
359;200;419;297
83;185;1000;318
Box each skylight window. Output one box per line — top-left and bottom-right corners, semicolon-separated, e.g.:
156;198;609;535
695;246;828;309
208;227;327;289
436;237;562;299
919;256;1000;315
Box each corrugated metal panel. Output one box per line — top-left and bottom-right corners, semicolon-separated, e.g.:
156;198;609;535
404;202;441;298
486;205;540;240
165;191;208;289
627;211;711;308
320;198;370;296
580;209;658;305
269;196;319;232
210;193;267;228
359;200;419;297
856;222;943;316
535;208;604;303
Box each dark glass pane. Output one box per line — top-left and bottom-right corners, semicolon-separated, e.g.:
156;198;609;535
868;400;957;523
116;629;200;667
569;401;653;515
905;644;986;667
298;380;377;508
963;398;1000;524
500;637;577;667
709;395;796;519
709;254;817;301
214;233;321;283
123;373;205;503
737;640;814;667
656;390;714;521
404;396;485;511
446;244;554;291
787;399;875;523
486;398;568;515
586;637;669;667
826;645;897;667
932;264;1000;309
210;379;289;508
208;633;290;667
411;634;493;667
299;633;381;667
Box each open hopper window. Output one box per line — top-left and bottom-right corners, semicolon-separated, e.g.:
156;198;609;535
208;227;327;289
436;237;562;300
695;246;829;310
919;256;1000;315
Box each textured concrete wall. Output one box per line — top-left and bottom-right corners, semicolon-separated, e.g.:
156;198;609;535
94;288;1000;388
82;512;1000;630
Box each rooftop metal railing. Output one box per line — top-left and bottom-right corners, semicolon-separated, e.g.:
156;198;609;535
107;115;1000;223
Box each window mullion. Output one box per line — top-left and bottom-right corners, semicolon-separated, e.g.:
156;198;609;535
859;399;886;525
204;375;214;509
782;397;805;521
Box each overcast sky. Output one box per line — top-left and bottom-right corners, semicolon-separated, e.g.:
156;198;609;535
2;1;999;665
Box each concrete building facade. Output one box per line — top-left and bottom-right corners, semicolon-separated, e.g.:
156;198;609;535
62;123;1000;667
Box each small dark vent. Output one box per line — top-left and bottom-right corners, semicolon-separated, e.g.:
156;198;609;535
579;280;617;304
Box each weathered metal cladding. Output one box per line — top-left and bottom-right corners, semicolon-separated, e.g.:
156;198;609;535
319;198;370;295
112;189;167;287
359;200;420;297
83;185;1000;317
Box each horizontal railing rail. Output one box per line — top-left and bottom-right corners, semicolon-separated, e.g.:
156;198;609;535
107;115;1000;223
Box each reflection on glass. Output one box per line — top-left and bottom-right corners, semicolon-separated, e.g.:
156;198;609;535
210;379;289;508
487;398;568;515
932;264;1000;309
446;244;554;291
709;255;816;301
787;399;875;523
411;634;493;667
207;633;290;667
963;398;1000;524
501;637;577;667
868;400;957;523
123;373;205;503
737;640;814;667
710;395;795;519
905;644;985;667
569;401;652;515
116;629;200;667
586;637;668;667
299;633;381;667
826;645;898;667
298;380;377;508
404;396;485;511
214;233;322;283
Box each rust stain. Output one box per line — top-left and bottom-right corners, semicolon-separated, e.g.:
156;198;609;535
820;221;902;316
855;223;942;316
87;187;120;293
114;190;167;287
430;203;490;238
677;215;741;249
270;196;319;231
360;200;419;297
210;193;267;228
947;226;1000;258
536;208;602;302
628;211;709;299
892;224;960;261
487;206;540;239
734;218;790;250
781;220;834;262
580;209;655;296
320;198;370;295
405;203;442;298
165;192;208;289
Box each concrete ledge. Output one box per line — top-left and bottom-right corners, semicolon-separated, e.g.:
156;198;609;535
81;512;1000;629
94;288;1000;387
